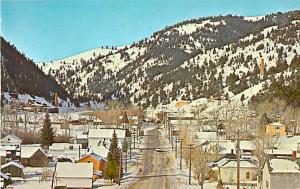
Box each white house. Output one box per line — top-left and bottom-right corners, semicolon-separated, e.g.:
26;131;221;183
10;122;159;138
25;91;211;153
88;129;126;147
219;159;257;184
55;162;93;188
258;158;300;189
1;134;22;147
48;143;86;162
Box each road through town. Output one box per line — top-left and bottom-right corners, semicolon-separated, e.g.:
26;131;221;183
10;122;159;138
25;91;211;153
127;128;175;189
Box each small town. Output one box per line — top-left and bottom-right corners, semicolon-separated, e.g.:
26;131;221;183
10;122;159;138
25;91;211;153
1;0;300;189
1;94;299;189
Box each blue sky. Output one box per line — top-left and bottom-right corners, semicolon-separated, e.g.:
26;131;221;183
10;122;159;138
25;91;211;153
1;0;300;62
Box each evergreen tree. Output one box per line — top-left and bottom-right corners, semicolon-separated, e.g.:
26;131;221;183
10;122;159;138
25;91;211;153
240;94;245;102
152;93;158;108
41;112;54;147
104;130;121;182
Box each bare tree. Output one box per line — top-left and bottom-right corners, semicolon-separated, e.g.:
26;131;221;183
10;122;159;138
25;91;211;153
192;146;219;188
253;128;277;167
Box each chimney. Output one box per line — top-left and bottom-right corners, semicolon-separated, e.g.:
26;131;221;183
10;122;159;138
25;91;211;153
292;151;297;161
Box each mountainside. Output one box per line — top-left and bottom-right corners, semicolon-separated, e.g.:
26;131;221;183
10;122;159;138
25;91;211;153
42;10;300;108
1;37;76;107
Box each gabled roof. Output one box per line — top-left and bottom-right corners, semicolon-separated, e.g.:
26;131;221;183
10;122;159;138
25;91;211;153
21;145;47;158
91;145;109;159
80;152;107;162
1;161;24;170
1;133;22;144
221;160;257;168
56;162;93;178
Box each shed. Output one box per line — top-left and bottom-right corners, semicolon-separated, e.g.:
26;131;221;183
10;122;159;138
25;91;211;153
0;161;24;178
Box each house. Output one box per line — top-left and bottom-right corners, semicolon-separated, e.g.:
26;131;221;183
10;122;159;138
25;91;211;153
258;158;300;189
0;161;24;178
1;133;22;147
209;156;234;181
21;145;49;167
265;122;286;136
77;147;107;179
55;162;93;188
88;129;126;147
48;143;85;162
0;146;21;164
218;159;257;184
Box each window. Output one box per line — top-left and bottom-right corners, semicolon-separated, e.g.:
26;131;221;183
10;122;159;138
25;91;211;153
266;180;269;188
88;161;91;163
246;172;250;179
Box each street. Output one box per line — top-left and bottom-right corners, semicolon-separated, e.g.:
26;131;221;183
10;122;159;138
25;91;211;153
127;128;174;189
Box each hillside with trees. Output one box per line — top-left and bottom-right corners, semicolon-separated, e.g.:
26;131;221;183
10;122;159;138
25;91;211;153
1;37;76;106
22;10;300;108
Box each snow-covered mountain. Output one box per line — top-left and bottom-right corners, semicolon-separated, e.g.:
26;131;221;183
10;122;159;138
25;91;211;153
42;47;118;75
41;10;300;108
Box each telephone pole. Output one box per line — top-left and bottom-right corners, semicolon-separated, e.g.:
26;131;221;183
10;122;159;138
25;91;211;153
175;136;178;159
236;129;240;189
178;138;184;170
133;129;136;149
124;149;127;172
129;141;132;159
187;144;194;185
171;126;174;150
118;148;122;185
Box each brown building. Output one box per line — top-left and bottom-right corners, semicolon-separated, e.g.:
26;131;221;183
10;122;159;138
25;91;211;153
21;146;49;167
1;161;24;178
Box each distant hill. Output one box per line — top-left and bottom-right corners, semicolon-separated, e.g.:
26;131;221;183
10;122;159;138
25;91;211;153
1;37;76;107
35;10;300;107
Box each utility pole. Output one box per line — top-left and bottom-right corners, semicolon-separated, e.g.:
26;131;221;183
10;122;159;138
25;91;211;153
129;141;132;159
133;129;136;149
236;129;240;189
118;148;122;185
171;126;174;150
187;144;194;185
125;149;127;172
178;138;184;170
168;122;171;141
51;162;57;189
175;136;178;159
